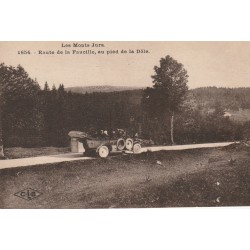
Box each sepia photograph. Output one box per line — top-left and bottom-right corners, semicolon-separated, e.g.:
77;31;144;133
1;41;250;209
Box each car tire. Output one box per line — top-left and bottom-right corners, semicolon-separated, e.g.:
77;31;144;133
117;138;125;151
98;146;109;158
125;138;133;150
133;143;141;154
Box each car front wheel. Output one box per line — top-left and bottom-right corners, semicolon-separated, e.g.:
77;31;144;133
98;146;109;158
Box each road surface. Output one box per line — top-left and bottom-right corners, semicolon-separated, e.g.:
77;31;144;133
140;142;235;152
0;142;236;170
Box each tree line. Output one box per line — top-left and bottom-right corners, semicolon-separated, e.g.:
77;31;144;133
0;63;142;147
191;86;250;110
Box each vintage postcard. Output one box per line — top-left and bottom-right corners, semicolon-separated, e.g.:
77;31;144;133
0;41;250;208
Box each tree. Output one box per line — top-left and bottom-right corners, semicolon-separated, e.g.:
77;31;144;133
58;83;65;92
142;55;189;144
0;63;7;157
0;63;41;148
44;81;50;91
52;84;57;92
0;80;4;158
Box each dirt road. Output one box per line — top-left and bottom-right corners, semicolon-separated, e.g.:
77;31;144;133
141;142;236;152
0;142;236;170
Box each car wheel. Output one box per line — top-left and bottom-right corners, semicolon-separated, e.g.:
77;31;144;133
125;138;133;150
98;146;109;158
117;138;125;151
133;143;141;154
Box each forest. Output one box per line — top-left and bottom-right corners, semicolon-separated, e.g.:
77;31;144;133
191;87;250;110
0;63;250;148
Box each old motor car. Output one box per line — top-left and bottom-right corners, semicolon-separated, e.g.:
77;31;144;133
68;131;141;158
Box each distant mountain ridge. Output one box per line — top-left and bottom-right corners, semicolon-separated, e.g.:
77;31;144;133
66;85;144;94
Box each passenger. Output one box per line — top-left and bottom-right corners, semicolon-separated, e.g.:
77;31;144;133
112;130;116;139
97;130;104;139
117;129;124;138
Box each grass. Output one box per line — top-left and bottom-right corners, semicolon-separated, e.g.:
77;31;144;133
4;146;70;159
1;145;250;208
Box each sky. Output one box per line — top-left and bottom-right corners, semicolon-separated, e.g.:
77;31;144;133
0;41;250;89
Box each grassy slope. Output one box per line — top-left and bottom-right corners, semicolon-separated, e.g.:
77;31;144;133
1;146;250;208
4;147;70;159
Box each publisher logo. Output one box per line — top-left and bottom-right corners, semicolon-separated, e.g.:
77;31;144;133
14;188;42;201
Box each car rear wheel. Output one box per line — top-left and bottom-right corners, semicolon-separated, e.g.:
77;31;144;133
117;138;125;151
98;146;109;158
133;143;141;154
125;138;133;150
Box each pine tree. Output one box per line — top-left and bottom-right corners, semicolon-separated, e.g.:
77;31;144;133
44;81;50;91
52;84;57;92
58;83;65;92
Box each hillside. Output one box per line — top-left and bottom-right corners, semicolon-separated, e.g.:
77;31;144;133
66;85;143;94
66;85;250;111
66;85;250;108
2;146;250;208
190;87;250;110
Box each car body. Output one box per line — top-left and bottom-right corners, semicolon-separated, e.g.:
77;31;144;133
81;136;141;158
